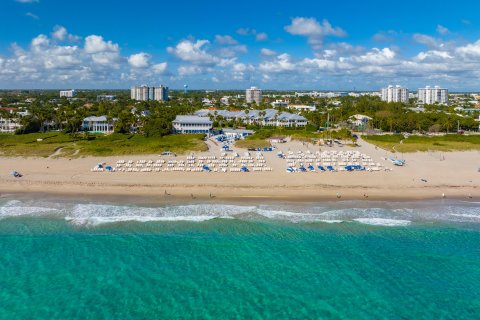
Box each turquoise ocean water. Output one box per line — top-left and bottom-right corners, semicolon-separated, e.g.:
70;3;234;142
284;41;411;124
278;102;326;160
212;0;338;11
0;196;479;319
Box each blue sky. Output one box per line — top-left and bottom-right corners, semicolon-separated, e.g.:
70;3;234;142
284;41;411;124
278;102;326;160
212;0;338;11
1;0;480;90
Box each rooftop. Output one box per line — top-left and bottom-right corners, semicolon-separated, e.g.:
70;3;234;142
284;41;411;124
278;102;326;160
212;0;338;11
173;115;213;125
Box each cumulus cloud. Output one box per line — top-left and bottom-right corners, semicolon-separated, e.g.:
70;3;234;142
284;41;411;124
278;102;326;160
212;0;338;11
237;28;268;41
215;35;238;45
285;17;346;48
167;39;219;65
260;48;277;56
413;33;440;48
256;32;268;41
373;30;398;42
178;65;204;76
456;40;480;58
152;62;168;74
236;28;255;36
259;53;296;73
4;22;480;90
128;52;151;68
218;45;247;58
51;25;80;42
0;26;166;87
84;35;118;54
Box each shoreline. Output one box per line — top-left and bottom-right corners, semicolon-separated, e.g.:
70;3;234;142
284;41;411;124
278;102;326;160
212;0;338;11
1;178;478;203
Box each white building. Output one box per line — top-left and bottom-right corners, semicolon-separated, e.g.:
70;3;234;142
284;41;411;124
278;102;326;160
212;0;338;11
381;85;409;103
271;100;289;108
131;85;169;101
246;86;262;104
288;105;316;112
195;109;307;128
60;89;76;98
97;95;117;101
220;96;230;105
349;114;372;128
0;110;20;133
152;85;169;101
82;116;115;134
0;109;29;133
172;116;213;134
418;86;449;105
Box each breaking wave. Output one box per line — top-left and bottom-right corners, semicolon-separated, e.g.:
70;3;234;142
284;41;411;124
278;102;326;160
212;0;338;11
0;198;479;227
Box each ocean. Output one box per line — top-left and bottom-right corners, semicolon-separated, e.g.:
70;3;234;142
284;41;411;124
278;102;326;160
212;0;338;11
0;196;479;319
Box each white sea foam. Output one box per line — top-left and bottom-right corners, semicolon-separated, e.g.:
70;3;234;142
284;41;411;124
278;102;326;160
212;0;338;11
0;200;59;219
318;219;345;224
450;214;480;219
67;203;256;226
353;218;411;227
2;198;480;227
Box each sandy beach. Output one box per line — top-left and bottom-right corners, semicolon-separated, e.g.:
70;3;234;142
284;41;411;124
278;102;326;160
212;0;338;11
0;138;478;201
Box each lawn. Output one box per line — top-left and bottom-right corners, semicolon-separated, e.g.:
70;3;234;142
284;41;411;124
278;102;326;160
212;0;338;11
362;134;404;151
0;132;208;157
363;134;480;152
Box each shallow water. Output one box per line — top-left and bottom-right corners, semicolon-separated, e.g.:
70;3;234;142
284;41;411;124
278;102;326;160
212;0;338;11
0;197;479;319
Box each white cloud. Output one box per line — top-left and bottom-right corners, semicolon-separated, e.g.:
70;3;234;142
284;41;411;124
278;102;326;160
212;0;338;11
415;50;453;61
51;25;80;42
84;35;118;54
236;28;255;36
236;28;268;42
167;39;218;65
285;17;346;48
0;26;166;87
215;35;238;45
456;40;480;58
178;65;204;76
436;25;449;35
152;62;168;74
218;45;247;58
31;34;49;47
256;32;268;41
128;52;151;68
260;48;276;56
413;34;439;48
259;53;296;73
16;0;39;3
25;12;39;19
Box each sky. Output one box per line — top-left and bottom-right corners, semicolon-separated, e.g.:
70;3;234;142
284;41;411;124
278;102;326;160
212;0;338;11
1;0;480;91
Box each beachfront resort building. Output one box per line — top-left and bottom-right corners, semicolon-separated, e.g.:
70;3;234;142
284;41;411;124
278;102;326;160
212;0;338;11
60;89;76;98
246;87;262;104
82;116;115;134
381;85;409;103
195;109;307;127
417;86;449;105
131;85;169;101
172;115;213;134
